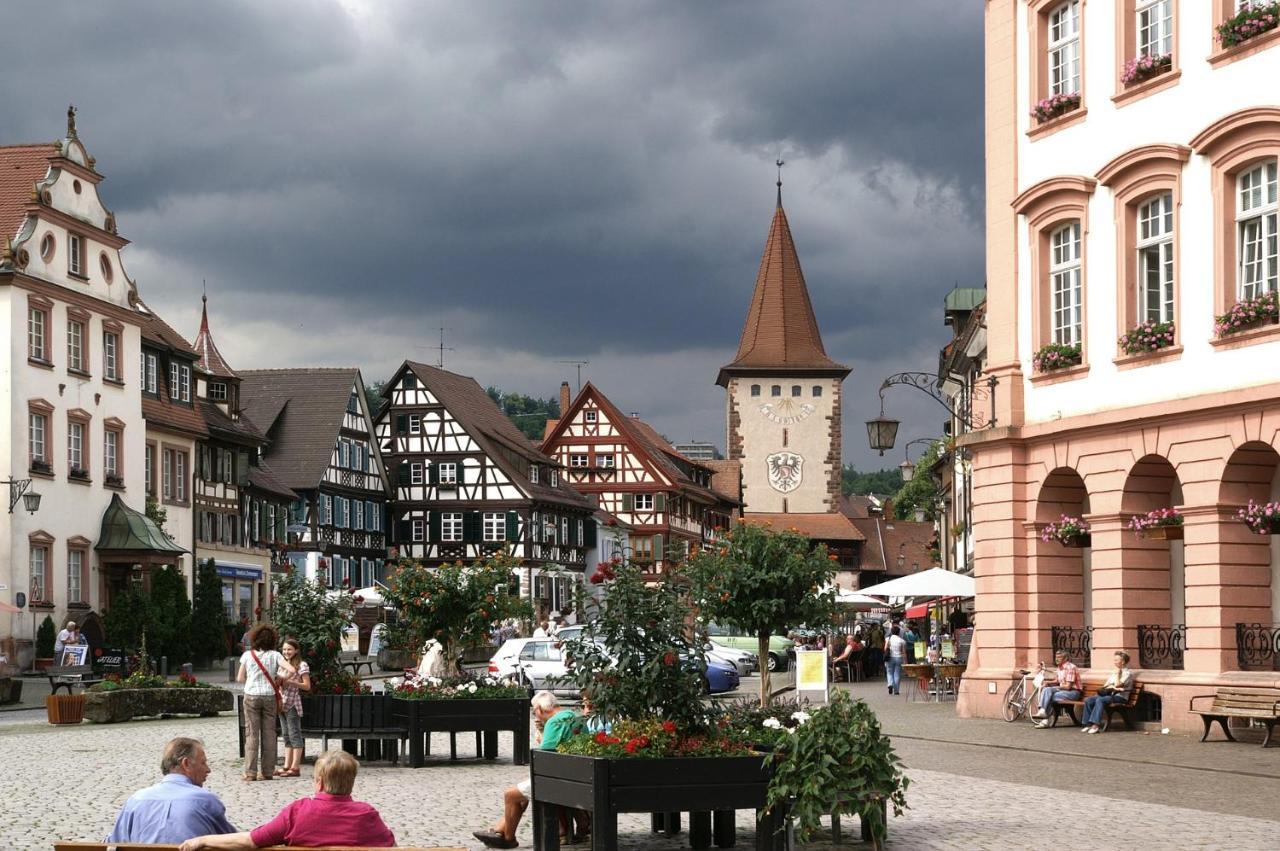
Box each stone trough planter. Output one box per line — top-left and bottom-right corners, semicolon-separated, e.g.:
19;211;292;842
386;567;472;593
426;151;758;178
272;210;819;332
84;687;233;723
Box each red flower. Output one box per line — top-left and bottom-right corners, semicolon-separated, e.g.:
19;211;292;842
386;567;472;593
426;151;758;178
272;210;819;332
624;739;640;754
594;731;610;745
662;652;676;667
661;721;676;734
354;595;364;604
254;606;262;615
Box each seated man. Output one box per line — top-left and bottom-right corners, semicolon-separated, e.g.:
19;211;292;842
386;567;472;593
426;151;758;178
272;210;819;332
474;690;579;849
180;749;394;849
107;737;236;844
1033;650;1083;728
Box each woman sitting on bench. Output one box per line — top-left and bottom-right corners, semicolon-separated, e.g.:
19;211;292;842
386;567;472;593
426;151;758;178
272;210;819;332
1081;651;1135;735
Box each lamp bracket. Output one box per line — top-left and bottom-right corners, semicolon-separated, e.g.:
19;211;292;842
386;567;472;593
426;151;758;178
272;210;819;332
6;478;32;514
878;372;997;430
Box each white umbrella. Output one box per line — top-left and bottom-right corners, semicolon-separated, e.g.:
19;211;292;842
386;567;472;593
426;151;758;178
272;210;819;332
855;567;975;600
351;586;385;606
835;590;886;609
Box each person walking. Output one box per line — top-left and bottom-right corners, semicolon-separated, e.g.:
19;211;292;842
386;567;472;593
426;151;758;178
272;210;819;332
239;624;284;781
277;637;311;777
867;622;884;678
884;626;906;695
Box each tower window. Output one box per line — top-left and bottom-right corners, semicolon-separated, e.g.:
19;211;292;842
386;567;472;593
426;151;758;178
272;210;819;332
771;385;781;397
812;385;823;397
791;385;801;397
750;384;761;397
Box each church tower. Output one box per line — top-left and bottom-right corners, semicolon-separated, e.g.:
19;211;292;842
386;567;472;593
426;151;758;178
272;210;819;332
717;183;850;514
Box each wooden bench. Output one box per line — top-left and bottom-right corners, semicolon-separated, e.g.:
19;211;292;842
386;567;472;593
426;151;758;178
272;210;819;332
54;843;463;850
340;651;377;677
1189;688;1280;747
47;665;103;695
1049;680;1143;731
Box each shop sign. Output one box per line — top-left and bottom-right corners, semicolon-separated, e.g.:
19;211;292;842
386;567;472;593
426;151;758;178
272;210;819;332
216;564;263;581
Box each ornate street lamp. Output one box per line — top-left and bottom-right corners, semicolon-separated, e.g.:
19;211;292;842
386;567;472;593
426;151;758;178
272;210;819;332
5;479;41;514
865;406;900;456
867;372;998;455
898;438;937;483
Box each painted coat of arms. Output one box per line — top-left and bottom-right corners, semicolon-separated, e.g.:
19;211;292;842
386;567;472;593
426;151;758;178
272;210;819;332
766;451;804;493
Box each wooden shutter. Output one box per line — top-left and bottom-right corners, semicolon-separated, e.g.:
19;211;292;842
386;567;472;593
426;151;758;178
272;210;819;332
397;461;409;485
653;534;664;561
622;493;634;512
583;518;597;548
396;414;408;434
506;511;519;542
429;511;441;543
655;493;666;512
396;518;411;543
236;451;250;485
428;461;439;485
463;511;482;543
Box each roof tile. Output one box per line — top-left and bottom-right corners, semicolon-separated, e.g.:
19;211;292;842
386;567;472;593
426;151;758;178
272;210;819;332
0;144;55;244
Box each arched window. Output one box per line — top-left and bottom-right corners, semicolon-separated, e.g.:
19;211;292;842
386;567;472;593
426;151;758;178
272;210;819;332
771;385;781;397
791;385;802;397
812;386;823;397
750;384;761;397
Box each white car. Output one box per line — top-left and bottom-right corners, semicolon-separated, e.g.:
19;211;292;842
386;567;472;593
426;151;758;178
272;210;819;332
489;637;578;696
707;642;757;677
488;637;535;680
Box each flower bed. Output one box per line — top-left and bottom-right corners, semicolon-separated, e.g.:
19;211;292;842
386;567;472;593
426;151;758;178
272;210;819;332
1121;53;1172;86
1217;2;1280;49
1119;320;1175;355
389;673;524;701
1215;291;1279;338
1128;508;1183;539
1041;515;1091;548
84;686;233;723
1031;92;1081;124
558;718;753;759
1032;342;1082;373
1238;500;1280;535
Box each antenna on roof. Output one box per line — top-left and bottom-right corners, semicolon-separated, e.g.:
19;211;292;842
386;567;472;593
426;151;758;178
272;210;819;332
557;360;589;392
436;327;455;369
775;158;785;207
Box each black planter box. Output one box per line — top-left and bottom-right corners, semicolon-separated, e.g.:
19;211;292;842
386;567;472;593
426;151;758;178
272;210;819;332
531;750;784;851
393;696;530;767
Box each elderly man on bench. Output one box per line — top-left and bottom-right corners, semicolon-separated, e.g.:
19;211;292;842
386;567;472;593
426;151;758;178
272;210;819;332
107;737;236;844
1033;650;1082;729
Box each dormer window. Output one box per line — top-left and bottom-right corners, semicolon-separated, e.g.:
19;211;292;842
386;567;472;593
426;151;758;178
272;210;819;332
550;469;559;487
209;381;227;402
530;465;539;484
402;374;417;390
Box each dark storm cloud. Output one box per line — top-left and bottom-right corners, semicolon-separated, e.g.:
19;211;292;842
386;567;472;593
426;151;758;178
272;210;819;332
3;0;984;468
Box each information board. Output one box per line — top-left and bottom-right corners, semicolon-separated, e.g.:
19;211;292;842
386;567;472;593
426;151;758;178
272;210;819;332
795;649;829;703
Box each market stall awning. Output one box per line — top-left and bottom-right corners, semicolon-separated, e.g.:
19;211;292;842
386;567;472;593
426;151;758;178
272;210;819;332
835;590;886;609
94;494;187;554
856;567;975;600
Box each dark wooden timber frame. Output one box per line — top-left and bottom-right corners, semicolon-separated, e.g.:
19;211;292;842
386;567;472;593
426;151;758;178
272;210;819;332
530;750;785;851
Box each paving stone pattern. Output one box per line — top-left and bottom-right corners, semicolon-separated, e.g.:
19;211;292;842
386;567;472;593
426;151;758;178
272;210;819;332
2;711;1279;850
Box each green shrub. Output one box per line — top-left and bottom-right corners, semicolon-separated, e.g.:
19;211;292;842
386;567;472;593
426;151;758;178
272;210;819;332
149;564;192;665
104;588;156;651
36;615;56;658
191;559;228;664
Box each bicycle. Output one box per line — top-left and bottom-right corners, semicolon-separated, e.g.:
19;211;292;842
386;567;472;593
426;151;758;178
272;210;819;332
1001;669;1042;722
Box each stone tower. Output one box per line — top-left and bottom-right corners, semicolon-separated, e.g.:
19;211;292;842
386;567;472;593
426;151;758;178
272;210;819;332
717;192;850;514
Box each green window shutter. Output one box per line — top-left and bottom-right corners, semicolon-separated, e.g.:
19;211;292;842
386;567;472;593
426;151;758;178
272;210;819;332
397;461;409;485
429;512;441;543
653;534;664;561
396;414;408;434
584;519;597;548
622;493;633;512
655;493;666;512
428;461;438;485
237;451;250;485
464;511;482;543
506;511;519;542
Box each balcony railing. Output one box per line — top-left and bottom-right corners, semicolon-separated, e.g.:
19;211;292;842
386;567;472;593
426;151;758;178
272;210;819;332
1050;625;1093;665
1137;624;1184;670
1235;623;1280;672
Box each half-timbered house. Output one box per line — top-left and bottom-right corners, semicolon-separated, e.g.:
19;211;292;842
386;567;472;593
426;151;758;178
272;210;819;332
541;381;739;577
191;296;294;621
375;362;593;617
239;368;389;589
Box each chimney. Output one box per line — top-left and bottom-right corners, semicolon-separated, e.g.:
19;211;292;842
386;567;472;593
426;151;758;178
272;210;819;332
559;382;571;416
630;412;640;419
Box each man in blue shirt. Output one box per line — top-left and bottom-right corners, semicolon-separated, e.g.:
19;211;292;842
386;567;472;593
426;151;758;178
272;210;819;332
107;737;237;843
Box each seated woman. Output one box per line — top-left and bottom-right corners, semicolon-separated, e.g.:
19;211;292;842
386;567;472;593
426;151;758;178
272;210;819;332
830;635;858;681
179;749;394;849
1080;651;1135;735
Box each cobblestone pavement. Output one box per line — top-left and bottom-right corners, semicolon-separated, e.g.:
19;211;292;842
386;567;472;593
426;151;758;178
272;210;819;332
3;708;1279;851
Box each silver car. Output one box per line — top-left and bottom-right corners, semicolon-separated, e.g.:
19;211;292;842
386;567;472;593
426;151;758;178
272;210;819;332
706;642;757;676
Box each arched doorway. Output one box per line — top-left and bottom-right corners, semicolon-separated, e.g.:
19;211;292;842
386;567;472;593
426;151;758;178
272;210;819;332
1120;455;1184;669
1035;468;1091;664
1219;442;1280;671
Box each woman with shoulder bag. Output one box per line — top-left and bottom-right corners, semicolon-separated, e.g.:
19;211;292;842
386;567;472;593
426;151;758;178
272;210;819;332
239;624;286;780
1081;651;1135;734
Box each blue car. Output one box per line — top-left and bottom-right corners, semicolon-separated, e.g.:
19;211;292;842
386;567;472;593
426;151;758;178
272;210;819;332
703;657;740;694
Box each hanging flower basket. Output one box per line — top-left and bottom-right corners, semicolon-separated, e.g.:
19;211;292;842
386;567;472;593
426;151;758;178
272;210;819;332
1121;53;1172;86
1237;501;1280;535
1118;320;1175;355
1217;2;1280;49
1128;508;1183;539
1041;515;1091;548
1032;343;1082;373
1214;291;1279;338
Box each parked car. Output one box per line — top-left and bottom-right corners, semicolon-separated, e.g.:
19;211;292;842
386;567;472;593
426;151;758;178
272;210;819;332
705;642;757;676
701;656;741;694
488;637;536;681
703;623;793;671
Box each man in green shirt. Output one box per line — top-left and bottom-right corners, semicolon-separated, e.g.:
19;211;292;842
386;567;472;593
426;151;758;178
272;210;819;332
474;691;578;849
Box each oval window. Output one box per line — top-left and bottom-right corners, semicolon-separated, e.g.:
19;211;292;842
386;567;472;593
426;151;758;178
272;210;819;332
99;252;114;284
73;179;82;195
40;233;55;262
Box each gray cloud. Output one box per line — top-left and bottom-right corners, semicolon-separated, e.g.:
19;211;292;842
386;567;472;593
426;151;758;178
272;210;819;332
5;0;984;470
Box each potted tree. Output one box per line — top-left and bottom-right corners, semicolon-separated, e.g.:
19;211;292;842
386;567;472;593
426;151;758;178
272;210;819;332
35;615;57;671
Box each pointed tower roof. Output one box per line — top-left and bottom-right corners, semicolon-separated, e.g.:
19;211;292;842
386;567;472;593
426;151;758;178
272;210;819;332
193;293;237;379
716;193;849;386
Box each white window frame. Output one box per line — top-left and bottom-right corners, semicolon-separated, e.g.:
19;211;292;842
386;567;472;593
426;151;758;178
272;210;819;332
410;462;424;485
28;306;47;361
1237;160;1279;301
412;519;424;542
67;549;83;604
408;414;421;435
1136;0;1172;58
29;412;47;463
144;353;158;394
163;448;173;499
561;517;569;543
170;361;181;400
209;381;227;402
550;469;559;487
441;512;463;542
438;462;457;485
67;320;85;372
104;332;119;380
1137;192;1175;323
634;493;655;511
570;454;589;468
31;546;48;602
68;421;85;472
180;364;191;401
1048;1;1081;96
596;452;615;469
483;512;505;542
176;452;187;501
1049;221;1083;346
584;410;598;423
529;465;539;484
68;233;83;276
104;429;119;477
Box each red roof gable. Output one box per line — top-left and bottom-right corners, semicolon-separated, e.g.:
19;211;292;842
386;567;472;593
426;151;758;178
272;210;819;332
0;144;55;243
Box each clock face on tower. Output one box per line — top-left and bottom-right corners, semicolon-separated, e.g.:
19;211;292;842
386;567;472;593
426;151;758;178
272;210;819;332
757;399;816;425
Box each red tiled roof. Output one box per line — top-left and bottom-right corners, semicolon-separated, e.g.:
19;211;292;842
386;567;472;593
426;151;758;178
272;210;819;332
742;512;865;542
193;295;237;378
837;494;879;519
142;396;209;439
851;516;936;575
0;144;55;243
718;202;848;384
138;303;200;358
703;459;742;504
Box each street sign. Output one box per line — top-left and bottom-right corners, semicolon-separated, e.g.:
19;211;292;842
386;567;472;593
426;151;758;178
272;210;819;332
795;649;829;704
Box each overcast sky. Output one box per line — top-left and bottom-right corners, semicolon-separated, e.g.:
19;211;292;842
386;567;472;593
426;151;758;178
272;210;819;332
8;0;984;471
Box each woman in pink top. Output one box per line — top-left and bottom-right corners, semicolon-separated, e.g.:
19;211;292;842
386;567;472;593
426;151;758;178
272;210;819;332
179;749;394;849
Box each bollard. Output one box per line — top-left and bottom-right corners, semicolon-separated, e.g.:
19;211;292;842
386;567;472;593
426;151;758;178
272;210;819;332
228;658;237;681
160;656;168;678
181;662;193;677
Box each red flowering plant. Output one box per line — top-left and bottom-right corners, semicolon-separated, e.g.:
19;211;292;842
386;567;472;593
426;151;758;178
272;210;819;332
1128;507;1183;536
1217;1;1280;48
1118;320;1175;355
558;719;753;759
1215;291;1279;338
269;568;357;696
1030;92;1081;124
1040;515;1091;546
1121;53;1172;86
1032;342;1083;373
1237;500;1280;535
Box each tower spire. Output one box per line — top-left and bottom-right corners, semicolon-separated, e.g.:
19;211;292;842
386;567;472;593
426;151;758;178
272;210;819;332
775;159;785;208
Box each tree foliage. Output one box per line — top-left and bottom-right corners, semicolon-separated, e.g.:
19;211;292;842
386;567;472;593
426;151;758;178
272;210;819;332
684;521;839;705
381;552;531;668
841;466;902;497
486;386;561;441
560;545;708;731
191;558;228;664
104;588;155;651
148;565;192;664
890;439;945;522
270;568;361;694
145;495;169;535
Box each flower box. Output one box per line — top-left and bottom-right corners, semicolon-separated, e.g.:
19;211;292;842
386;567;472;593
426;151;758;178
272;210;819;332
392;695;529;767
1217;2;1280;49
84;686;232;723
1238;501;1280;535
1041;515;1091;548
1121;53;1172;86
1143;525;1183;541
1215;291;1279;338
1059;534;1092;548
1031;92;1081;124
1128;508;1183;539
1118;320;1175;355
1032;342;1082;373
530;749;784;851
46;693;85;725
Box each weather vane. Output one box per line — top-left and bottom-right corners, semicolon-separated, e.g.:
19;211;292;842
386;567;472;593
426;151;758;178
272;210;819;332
776;158;785;205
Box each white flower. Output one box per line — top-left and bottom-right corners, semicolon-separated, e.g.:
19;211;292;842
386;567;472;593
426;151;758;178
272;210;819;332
762;717;782;730
466;682;478;693
791;711;811;725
